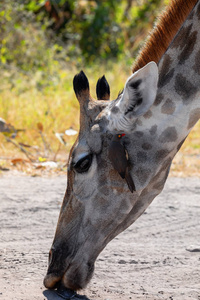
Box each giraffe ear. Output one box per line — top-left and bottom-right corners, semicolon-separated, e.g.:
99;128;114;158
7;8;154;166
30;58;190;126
118;62;158;118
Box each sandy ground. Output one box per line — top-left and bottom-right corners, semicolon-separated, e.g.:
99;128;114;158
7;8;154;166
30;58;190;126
0;174;200;300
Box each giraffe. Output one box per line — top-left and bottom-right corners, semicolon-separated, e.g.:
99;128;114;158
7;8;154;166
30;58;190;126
44;0;200;292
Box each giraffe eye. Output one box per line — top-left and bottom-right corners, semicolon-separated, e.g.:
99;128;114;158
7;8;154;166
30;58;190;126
74;154;93;173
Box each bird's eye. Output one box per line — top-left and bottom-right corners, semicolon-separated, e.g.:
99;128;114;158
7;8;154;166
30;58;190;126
74;154;93;173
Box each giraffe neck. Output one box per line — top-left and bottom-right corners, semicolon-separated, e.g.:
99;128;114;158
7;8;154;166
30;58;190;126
156;0;200;146
132;0;198;72
129;2;200;192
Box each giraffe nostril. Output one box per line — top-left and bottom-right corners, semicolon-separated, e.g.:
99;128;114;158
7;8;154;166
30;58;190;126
49;249;52;265
48;247;56;267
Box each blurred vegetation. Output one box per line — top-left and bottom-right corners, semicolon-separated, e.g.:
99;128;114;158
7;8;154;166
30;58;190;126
0;0;168;69
0;0;199;176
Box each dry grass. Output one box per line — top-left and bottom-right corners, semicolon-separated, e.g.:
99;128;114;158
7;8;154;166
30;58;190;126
0;63;200;177
0;62;130;175
171;121;200;177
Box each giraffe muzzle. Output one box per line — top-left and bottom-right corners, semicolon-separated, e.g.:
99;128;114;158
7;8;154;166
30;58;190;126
44;244;95;291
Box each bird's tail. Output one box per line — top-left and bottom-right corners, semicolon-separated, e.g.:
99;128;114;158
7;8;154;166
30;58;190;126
125;169;135;193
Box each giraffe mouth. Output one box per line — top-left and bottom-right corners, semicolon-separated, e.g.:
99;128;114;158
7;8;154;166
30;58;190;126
44;258;95;291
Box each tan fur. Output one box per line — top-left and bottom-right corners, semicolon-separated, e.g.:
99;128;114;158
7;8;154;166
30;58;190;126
132;0;198;73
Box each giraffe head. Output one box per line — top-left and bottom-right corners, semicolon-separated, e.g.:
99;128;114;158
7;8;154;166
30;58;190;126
44;62;159;291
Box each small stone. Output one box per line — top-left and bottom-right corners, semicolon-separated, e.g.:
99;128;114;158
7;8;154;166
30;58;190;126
186;245;200;252
118;259;126;264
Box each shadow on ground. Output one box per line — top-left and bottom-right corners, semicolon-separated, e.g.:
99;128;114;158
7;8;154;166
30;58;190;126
43;289;90;300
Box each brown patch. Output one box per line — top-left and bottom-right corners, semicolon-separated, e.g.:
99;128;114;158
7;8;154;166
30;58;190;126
109;169;119;181
160;157;172;173
137;151;147;164
153;168;170;190
150;168;161;186
159;126;178;143
136;168;151;185
143;110;153;119
153;178;166;191
161;99;176;115
175;74;198;104
111;106;119;114
142;143;153;151
136;119;143;126
139;187;150;197
134;131;144;138
158;55;175;88
101;93;110;100
113;185;126;194
178;30;197;64
172;24;193;49
193;49;200;75
98;171;108;187
132;0;197;73
149;125;157;136
187;108;200;129
155;149;170;163
96;197;111;214
99;186;109;196
154;93;164;106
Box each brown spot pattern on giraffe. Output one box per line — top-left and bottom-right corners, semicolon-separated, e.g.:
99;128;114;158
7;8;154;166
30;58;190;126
149;125;157;136
137;151;147;164
111;106;119;114
152;157;171;190
109;169;119;181
178;30;197;64
113;185;126;194
136;119;143;126
99;186;109;196
158;54;175;88
187;108;200;129
158;157;172;175
136;168;151;185
153;168;170;190
153;179;165;191
134;131;144;138
161;99;176;115
159;126;178;143
142;143;152;151
154;93;164;106
175;74;198;104
172;24;193;49
155;149;170;163
143;110;153;119
95;197;112;215
193;49;200;75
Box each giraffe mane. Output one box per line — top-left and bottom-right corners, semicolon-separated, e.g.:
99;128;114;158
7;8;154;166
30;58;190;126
132;0;198;73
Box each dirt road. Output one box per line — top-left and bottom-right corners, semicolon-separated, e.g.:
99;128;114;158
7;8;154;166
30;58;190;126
0;174;199;300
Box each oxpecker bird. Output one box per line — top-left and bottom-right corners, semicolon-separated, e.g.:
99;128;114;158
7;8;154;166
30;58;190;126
108;134;135;193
